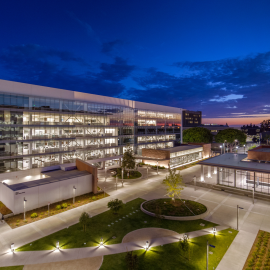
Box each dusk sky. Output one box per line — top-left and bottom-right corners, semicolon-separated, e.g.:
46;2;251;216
1;0;270;126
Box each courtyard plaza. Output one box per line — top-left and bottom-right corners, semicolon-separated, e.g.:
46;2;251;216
0;164;269;269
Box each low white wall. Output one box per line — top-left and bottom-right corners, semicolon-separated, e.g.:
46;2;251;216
12;174;92;215
0;183;14;213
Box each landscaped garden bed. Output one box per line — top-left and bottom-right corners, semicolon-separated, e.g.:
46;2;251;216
16;198;216;251
142;198;207;217
0;201;12;216
99;228;238;270
109;168;142;179
243;230;270;270
151;165;166;170
5;191;109;229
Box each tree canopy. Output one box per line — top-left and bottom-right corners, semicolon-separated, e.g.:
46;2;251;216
183;127;213;143
260;119;270;132
79;212;90;232
122;144;135;170
107;198;124;214
215;128;246;152
162;168;185;201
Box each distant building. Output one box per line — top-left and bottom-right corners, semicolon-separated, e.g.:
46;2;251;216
182;110;201;127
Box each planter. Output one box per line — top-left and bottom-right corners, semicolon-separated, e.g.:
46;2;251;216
141;199;209;221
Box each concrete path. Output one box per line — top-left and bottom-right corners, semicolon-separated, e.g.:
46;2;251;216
23;256;103;270
0;164;268;269
0;225;227;267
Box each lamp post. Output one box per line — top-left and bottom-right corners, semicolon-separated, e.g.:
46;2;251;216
206;241;215;270
157;161;159;175
115;175;118;190
224;140;227;153
121;168;124;181
212;227;217;236
105;166;107;182
56;241;60;249
23;197;27;220
244;145;246;154
237;205;244;230
145;240;150;250
10;243;15;253
147;165;149;179
236;146;238;153
220;145;222;155
73;186;76;204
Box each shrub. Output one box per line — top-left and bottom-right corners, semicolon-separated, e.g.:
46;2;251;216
31;213;38;218
107;199;124;214
16;220;20;222
92;196;96;200
68;204;70;206
24;220;28;223
61;203;68;208
55;205;61;210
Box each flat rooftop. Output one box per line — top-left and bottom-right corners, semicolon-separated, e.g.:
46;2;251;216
198;153;270;173
6;169;90;191
253;148;270;153
168;145;203;153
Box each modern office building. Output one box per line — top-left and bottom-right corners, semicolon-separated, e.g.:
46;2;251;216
182;110;201;127
0;79;183;174
198;145;270;196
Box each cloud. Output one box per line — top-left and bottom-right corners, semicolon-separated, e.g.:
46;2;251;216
0;44;134;97
226;106;237;109
66;11;101;44
209;94;244;102
101;40;124;55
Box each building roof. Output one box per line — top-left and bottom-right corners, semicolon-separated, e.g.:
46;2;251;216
198;153;270;173
0;79;183;113
6;169;90;191
168;145;203;153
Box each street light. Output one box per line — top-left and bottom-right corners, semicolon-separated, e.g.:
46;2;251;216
219;145;222;155
145;241;150;250
237;205;244;230
236;146;238;153
212;227;217;236
23;197;27;220
157;161;159;175
10;243;15;253
73;186;76;204
56;241;60;249
244;145;246;154
105;166;107;182
99;237;104;247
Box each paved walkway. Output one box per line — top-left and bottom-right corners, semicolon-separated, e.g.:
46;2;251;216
0;164;268;269
0;226;227;267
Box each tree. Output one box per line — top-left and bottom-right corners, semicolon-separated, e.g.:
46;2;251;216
183;127;213;143
260;119;270;132
179;237;190;260
162;168;185;202
125;251;139;270
215;128;246;152
122;144;136;175
107;198;124;214
79;212;90;232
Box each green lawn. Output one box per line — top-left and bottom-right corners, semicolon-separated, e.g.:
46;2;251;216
0;267;24;270
17;198;216;251
100;228;238;270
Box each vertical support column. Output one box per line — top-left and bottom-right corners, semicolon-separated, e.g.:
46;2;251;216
208;166;212;178
201;165;204;182
29;113;32;125
59;153;63;164
254;171;256;193
29;157;32;169
29;142;32;154
217;167;220;184
214;166;217;174
234;169;236;187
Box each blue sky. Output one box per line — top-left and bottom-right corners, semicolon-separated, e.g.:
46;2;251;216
1;0;270;125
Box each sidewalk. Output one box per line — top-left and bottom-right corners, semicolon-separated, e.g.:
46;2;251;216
0;225;227;267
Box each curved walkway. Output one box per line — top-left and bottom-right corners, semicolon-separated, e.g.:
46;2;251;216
0;225;227;267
